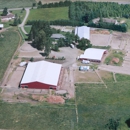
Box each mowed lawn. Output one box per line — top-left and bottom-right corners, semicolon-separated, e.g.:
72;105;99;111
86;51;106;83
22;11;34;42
28;7;69;21
0;0;35;9
0;30;20;81
0;102;77;130
76;82;130;130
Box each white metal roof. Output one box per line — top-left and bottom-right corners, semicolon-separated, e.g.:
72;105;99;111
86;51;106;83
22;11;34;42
75;26;90;40
21;61;62;86
80;48;106;61
0;24;4;28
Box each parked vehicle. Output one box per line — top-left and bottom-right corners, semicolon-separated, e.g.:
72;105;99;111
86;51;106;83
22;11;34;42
79;66;90;71
70;44;75;49
82;60;90;64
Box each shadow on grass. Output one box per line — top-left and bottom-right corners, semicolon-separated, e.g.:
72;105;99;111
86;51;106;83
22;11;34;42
125;118;130;128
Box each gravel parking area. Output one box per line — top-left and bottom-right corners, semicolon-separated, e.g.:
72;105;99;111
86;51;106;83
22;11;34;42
50;47;79;67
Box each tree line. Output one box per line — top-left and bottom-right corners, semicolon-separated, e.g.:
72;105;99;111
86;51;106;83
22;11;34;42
88;21;127;32
69;1;130;22
26;20;84;27
37;0;71;8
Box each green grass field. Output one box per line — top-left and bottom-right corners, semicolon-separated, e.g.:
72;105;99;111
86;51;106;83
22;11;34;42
76;82;130;130
0;0;35;9
115;73;130;82
24;26;32;33
28;7;69;21
0;29;20;81
18;27;28;40
0;102;77;130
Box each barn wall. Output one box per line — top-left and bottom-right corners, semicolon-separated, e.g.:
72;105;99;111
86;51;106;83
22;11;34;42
79;58;101;63
20;82;56;90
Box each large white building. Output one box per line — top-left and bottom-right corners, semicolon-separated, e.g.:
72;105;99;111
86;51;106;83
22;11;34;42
20;61;62;89
79;48;107;62
75;26;90;40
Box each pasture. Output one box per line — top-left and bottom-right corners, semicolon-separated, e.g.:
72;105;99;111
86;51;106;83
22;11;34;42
0;101;77;130
27;7;69;21
76;82;130;130
0;30;20;82
0;0;35;9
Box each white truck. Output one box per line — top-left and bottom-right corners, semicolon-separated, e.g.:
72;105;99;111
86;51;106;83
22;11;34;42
82;60;90;64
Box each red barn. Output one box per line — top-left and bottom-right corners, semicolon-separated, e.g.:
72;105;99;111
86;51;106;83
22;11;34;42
20;61;62;90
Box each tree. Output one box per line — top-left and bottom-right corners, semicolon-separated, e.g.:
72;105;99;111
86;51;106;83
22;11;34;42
44;38;51;56
13;18;18;26
18;17;22;24
77;38;92;50
32;3;36;7
38;1;42;5
54;44;59;51
57;38;65;47
32;30;46;50
2;7;8;16
38;1;42;8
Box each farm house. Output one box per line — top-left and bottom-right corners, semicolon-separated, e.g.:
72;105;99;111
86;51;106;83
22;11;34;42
20;61;62;90
78;48;107;62
75;26;90;40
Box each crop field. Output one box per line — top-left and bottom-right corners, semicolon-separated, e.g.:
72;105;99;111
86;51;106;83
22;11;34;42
76;82;130;130
0;0;35;9
0;30;20;82
27;7;69;21
0;102;77;130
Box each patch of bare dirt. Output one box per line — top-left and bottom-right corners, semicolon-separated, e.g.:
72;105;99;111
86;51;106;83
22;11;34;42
90;30;110;34
112;57;120;64
32;95;46;102
46;95;65;104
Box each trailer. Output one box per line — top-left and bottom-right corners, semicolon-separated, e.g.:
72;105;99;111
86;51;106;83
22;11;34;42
79;66;90;71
